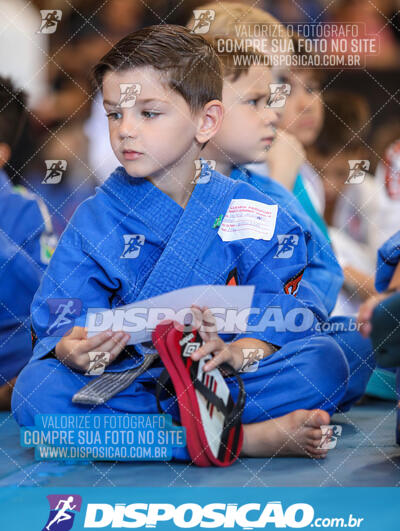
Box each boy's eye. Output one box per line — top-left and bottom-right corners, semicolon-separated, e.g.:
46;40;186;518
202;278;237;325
276;75;290;85
142;110;161;119
106;111;122;121
246;99;258;106
305;85;318;94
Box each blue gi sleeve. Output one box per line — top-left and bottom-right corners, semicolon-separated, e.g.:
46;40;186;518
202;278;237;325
375;230;400;292
232;223;328;347
0;233;41;381
246;170;343;314
30;212;121;361
4;188;57;269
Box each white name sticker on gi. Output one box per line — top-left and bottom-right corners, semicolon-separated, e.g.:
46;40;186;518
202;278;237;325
218;199;278;242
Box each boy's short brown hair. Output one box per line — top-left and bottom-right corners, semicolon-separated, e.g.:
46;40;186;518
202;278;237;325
93;24;222;113
187;2;284;37
188;2;290;81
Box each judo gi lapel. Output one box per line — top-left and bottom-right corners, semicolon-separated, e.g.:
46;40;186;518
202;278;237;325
103;166;183;243
136;167;236;301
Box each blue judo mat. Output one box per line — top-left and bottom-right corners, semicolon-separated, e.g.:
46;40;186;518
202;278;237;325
0;400;399;488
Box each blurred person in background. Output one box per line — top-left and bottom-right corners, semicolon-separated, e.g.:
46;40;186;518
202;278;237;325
308;91;378;315
327;0;400;69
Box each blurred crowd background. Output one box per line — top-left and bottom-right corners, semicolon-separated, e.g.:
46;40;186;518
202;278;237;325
0;0;399;252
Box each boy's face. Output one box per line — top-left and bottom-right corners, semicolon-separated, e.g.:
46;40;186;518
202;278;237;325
210;64;278;166
102;66;203;178
278;69;324;147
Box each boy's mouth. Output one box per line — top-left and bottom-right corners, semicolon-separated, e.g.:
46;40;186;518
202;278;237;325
261;136;275;146
122;149;143;161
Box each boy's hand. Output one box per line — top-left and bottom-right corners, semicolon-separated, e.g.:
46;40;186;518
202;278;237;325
190;306;273;372
265;130;305;190
55;326;130;373
357;293;390;338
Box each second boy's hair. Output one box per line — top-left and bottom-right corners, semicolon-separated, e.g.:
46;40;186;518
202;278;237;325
93;25;223;113
188;2;289;80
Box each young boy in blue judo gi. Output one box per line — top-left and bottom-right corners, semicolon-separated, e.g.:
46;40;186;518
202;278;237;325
0;77;56;269
0;78;56;408
358;231;400;440
13;25;352;459
188;3;374;410
0;234;41;409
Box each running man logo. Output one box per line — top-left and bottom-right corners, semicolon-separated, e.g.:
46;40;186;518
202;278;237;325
317;424;343;450
384;140;400;199
192;159;216;184
85;352;111;376
345;160;370;184
42;160;67;184
119;83;141;108
46;298;82;337
191;9;216;34
121;234;145;259
267;83;291;108
42;494;82;531
37;10;62;34
274;234;299;259
241;348;264;372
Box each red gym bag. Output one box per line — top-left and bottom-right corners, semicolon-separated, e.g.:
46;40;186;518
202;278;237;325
153;320;245;467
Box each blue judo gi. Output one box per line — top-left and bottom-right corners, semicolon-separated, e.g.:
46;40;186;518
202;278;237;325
0;169;56;270
371;231;400;368
0;169;56;382
13;166;367;450
230;167;343;314
231;167;374;407
0;234;42;382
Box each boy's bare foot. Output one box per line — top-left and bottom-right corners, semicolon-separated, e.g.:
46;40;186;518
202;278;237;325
241;409;331;459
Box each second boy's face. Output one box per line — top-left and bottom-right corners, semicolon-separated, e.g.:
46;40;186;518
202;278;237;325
210;65;278;166
279;70;324;147
278;70;324;147
102;67;201;179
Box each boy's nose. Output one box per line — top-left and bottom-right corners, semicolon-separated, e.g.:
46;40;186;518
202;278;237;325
264;107;279;127
298;88;313;111
119;115;139;139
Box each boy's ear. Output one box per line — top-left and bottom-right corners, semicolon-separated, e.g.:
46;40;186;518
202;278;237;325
195;100;224;144
0;143;11;169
